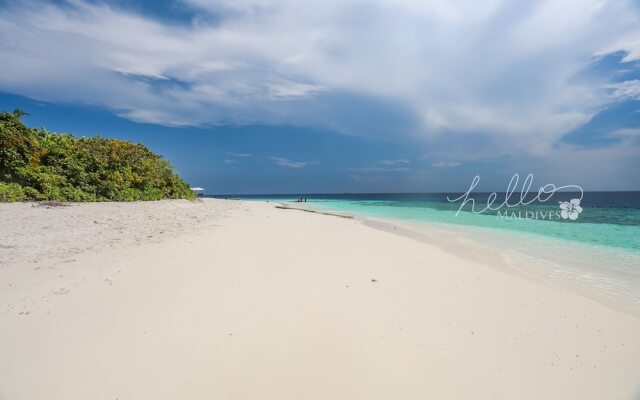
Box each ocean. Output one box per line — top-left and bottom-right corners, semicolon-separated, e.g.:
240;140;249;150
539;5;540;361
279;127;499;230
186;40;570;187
210;192;640;313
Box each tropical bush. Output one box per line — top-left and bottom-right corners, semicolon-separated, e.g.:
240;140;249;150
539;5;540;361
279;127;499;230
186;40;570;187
0;110;195;202
0;182;25;202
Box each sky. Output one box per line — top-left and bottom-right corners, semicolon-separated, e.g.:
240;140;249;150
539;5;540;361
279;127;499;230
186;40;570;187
1;0;640;193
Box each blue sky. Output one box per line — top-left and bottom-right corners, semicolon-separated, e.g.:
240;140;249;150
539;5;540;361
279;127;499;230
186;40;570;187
1;0;640;193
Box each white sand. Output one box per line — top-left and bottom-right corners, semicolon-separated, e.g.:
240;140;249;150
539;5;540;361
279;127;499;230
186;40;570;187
1;199;639;399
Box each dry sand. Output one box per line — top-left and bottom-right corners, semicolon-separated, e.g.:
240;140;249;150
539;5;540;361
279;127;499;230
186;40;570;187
1;198;639;399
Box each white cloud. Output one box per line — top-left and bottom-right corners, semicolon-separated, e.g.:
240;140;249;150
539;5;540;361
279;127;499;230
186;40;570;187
609;128;640;138
510;142;640;191
378;159;410;166
0;0;639;153
269;157;317;168
266;81;325;99
432;161;461;168
605;80;640;102
348;166;411;173
226;152;253;157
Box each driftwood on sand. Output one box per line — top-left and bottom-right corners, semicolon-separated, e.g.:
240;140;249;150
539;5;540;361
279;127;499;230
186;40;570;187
274;205;354;219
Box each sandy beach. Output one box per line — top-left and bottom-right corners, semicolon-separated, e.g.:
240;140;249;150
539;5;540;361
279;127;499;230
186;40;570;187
1;198;639;399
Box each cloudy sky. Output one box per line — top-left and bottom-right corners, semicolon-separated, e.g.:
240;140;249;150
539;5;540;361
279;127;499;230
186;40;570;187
1;0;640;193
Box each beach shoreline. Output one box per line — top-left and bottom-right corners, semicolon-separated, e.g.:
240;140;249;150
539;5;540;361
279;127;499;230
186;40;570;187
1;198;639;399
284;200;640;317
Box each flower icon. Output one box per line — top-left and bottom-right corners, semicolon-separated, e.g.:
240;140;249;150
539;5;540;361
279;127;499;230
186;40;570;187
559;198;583;220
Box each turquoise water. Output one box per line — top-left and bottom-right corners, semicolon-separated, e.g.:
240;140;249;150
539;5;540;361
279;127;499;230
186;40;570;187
305;199;640;253
215;192;640;253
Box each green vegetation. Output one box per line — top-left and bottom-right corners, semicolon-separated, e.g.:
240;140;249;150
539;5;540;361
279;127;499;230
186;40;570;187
0;110;195;202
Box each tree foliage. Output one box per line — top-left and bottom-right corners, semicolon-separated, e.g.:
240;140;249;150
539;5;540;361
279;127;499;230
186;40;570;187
0;110;195;202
